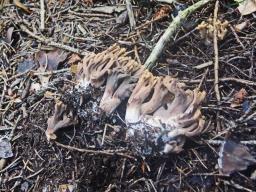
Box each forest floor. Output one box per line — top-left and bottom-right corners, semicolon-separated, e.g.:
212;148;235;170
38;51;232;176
0;0;256;191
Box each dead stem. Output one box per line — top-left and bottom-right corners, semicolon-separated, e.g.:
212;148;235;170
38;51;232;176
213;0;220;102
55;141;136;160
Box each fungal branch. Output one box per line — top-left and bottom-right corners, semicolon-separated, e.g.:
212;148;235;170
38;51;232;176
46;44;206;154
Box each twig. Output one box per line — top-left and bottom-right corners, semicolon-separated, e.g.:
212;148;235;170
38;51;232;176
19;24;88;56
0;157;22;173
155;0;177;4
0;78;7;109
229;24;245;50
181;77;256;86
144;0;211;69
32;68;70;76
126;0;136;30
40;0;45;30
55;141;136;160
208;139;256;145
197;68;209;90
26;168;44;179
213;0;220;102
223;180;253;192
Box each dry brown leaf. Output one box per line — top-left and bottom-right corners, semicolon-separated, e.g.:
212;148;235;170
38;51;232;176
153;5;171;20
237;0;256;15
13;0;32;14
83;0;93;5
231;88;247;107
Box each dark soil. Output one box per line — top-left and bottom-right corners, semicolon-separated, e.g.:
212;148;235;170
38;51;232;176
1;0;256;191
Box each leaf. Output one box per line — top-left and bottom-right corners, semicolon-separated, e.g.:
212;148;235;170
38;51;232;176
6;27;14;43
82;0;93;5
0;138;13;158
35;49;67;87
234;21;248;32
13;0;32;14
36;49;67;71
116;11;128;25
237;0;256;15
230;88;247;108
153;5;171;20
218;140;256;176
17;55;37;73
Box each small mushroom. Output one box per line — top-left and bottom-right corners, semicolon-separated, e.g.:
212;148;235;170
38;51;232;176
127;76;206;153
100;60;144;114
76;44;127;88
125;71;157;123
46;101;78;140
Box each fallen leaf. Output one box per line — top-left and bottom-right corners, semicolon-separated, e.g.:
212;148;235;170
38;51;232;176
116;11;128;25
17;55;37;73
153;5;171;20
36;49;67;71
6;27;14;43
13;0;32;14
234;21;248;32
0;138;13;158
35;49;67;87
218;140;256;176
237;0;256;15
82;0;93;5
231;88;247;108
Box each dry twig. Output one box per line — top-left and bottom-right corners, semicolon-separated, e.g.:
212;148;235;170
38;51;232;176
19;24;88;56
126;0;136;30
40;0;45;30
213;0;220;102
55;141;136;160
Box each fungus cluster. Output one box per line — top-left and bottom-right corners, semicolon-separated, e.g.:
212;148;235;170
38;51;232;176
46;44;206;154
196;18;229;45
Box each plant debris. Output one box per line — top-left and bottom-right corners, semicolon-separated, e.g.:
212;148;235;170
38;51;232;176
231;88;248;108
0;137;13;158
1;0;256;191
218;140;256;176
237;0;256;15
